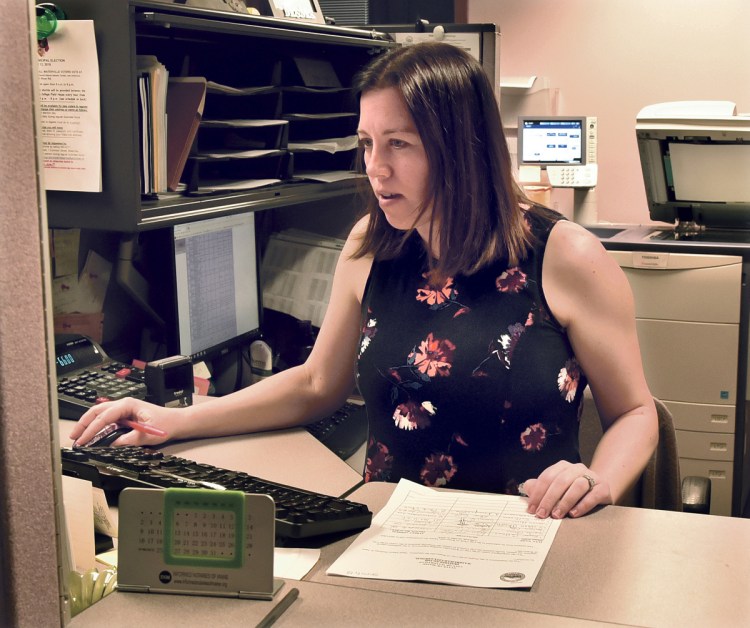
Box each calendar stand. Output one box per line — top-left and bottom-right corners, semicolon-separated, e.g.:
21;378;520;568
117;488;282;600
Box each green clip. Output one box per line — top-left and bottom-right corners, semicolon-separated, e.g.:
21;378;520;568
36;3;66;40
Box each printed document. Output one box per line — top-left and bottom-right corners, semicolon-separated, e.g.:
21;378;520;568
327;479;561;588
261;229;344;328
37;21;101;192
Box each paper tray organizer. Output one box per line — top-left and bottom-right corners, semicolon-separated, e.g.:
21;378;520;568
184;150;292;192
179;56;358;193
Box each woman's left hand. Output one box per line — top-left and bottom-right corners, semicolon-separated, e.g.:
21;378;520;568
520;461;613;519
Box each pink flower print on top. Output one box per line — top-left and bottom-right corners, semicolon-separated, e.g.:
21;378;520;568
520;423;547;452
557;358;581;402
416;275;456;306
419;453;458;487
416;274;470;317
409;332;456;378
365;437;393;482
496;267;528;293
393;400;436;430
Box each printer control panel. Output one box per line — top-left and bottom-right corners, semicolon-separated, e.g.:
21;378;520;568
547;163;598;188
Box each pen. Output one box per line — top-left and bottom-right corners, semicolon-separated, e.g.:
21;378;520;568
256;587;300;628
119;419;168;437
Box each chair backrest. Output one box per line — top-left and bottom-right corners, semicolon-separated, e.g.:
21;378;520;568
578;390;683;510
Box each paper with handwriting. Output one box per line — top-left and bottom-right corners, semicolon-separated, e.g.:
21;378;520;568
327;479;560;588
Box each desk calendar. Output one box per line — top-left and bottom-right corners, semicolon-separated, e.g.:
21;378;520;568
118;488;282;599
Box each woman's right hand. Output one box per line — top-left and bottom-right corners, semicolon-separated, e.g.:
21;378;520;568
69;397;179;448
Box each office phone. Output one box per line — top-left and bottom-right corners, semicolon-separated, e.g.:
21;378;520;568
55;334;146;420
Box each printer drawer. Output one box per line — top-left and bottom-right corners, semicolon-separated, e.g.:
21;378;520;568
636;319;738;405
610;251;741;323
662;400;735;434
676;429;734;462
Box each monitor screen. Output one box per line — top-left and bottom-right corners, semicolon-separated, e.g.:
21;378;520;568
172;212;261;362
517;116;586;166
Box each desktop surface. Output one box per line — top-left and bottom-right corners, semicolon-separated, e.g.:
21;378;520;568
57;419;364;499
308;482;750;627
60;423;750;627
68;578;606;628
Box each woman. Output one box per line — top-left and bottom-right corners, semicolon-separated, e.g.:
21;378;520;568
71;42;657;520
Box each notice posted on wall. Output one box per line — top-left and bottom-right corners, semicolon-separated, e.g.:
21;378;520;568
37;20;102;192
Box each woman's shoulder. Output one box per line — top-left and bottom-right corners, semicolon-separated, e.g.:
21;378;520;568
523;204;566;239
351;214;370;236
341;215;371;257
543;219;628;326
546;219;607;266
339;215;375;304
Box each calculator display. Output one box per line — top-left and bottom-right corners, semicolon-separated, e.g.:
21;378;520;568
54;334;103;375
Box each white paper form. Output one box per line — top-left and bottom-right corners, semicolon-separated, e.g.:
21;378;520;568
327;479;561;589
261;230;344;328
37;21;101;192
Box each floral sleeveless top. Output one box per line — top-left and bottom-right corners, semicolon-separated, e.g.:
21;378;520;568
356;210;587;494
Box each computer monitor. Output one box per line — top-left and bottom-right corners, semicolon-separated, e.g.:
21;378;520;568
517;116;587;167
171;212;262;362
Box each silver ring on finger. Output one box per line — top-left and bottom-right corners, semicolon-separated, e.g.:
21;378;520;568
581;473;596;492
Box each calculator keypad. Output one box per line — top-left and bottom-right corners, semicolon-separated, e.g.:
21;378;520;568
58;362;146;416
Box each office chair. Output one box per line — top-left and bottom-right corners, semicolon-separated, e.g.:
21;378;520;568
578;390;711;513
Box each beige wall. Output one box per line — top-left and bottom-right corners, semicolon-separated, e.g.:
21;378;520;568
468;0;750;224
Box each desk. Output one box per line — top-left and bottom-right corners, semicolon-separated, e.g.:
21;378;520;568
310;483;750;627
67;578;610;627
63;429;750;627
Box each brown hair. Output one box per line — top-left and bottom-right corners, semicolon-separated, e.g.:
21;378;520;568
351;42;537;282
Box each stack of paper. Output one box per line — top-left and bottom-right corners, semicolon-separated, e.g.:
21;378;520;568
137;55;169;194
261;229;345;328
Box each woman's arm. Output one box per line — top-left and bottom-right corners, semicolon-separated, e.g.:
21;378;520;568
69;218;374;448
523;220;658;518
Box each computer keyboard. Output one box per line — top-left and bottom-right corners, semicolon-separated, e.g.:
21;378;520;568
306;401;368;460
61;445;372;540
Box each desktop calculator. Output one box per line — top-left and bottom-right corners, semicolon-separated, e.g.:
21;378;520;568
55;334;146;419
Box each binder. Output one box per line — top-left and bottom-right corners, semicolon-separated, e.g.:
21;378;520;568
166;77;207;191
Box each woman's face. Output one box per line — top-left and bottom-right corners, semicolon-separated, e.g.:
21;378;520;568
358;87;434;238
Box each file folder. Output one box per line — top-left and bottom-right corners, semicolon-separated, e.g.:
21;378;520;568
167;77;207;191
